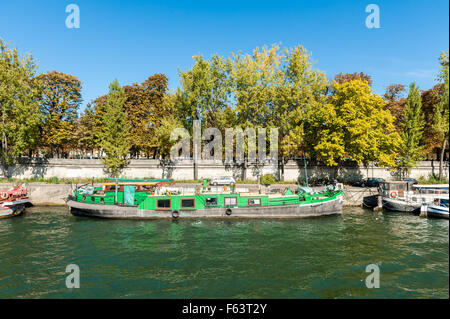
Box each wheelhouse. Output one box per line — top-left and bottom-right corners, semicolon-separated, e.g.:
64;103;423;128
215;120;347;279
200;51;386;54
379;181;415;199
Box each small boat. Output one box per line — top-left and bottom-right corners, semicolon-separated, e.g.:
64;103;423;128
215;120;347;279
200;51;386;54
421;199;449;219
379;182;449;214
0;205;25;219
362;195;379;209
66;178;344;219
0;185;30;218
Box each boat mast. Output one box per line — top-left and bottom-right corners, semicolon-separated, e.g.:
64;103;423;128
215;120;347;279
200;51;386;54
303;155;309;187
115;178;118;204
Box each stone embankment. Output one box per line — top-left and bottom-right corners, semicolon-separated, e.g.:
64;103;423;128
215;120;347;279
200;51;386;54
0;183;376;206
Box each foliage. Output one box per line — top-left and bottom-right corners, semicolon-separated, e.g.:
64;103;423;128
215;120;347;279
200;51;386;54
260;173;276;186
176;44;328;160
98;80;132;177
123;74;169;157
421;84;445;156
433;51;449;180
75;104;97;156
334;72;372;86
176;55;231;131
0;38;447;181
0;39;42;177
36;71;82;157
384;84;407;129
397;82;425;176
156;116;186;158
307;79;401;168
417;174;449;185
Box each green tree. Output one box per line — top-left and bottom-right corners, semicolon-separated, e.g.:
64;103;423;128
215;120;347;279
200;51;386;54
0;40;42;177
433;51;449;180
155;116;186;178
123;74;169;158
307;79;400;179
176;55;231;131
275;45;328;159
99;80;132;177
397;82;425;177
37;71;82;157
75;104;97;157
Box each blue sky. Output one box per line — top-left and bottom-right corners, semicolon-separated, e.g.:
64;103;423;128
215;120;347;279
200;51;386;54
1;0;448;110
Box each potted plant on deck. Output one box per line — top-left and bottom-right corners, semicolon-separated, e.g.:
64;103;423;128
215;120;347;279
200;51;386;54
260;174;275;194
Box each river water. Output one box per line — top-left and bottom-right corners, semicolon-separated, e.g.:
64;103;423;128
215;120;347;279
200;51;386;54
0;206;448;298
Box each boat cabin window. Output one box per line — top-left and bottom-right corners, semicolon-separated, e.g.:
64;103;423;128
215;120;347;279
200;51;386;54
398;184;404;190
181;198;195;208
441;188;449;194
136;185;152;192
248;198;261;206
224;197;237;206
205;197;218;207
157;199;171;209
390;184;397;190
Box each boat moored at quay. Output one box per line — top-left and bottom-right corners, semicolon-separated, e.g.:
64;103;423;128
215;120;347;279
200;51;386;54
66;179;344;219
364;181;449;219
0;185;30;219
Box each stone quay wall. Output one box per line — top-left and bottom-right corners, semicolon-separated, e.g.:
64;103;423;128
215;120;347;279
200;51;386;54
4;158;448;182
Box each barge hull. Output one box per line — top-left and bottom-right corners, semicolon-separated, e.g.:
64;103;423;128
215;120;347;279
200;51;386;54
67;196;343;219
427;206;449;220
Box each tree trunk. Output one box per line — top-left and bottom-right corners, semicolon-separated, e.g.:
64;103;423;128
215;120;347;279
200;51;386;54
333;160;342;181
439;133;448;181
279;157;285;182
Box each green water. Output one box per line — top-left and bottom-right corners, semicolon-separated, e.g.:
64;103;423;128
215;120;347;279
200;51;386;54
0;206;448;298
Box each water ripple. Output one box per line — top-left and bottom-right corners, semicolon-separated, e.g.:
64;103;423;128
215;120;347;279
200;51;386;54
0;206;447;298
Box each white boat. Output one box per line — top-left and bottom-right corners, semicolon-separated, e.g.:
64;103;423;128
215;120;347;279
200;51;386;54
379;182;449;214
421;198;449;219
0;185;30;218
0;206;25;219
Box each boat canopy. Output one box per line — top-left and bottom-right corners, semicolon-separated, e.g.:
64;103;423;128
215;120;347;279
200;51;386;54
105;178;173;182
413;184;449;189
103;181;160;186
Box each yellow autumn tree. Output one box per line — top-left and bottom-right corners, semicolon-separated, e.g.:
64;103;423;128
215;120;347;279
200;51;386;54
37;71;82;157
307;79;401;176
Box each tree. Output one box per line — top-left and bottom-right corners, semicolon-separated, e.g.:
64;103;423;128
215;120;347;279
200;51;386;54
155;115;186;178
275;45;328;159
176;55;231;131
37;71;82;157
307;79;401;178
75;104;97;157
421;83;445;157
433;51;449;180
123;74;169;158
334;72;372;86
397;83;425;177
98;80;132;177
0;40;42;177
384;84;407;129
176;54;232;179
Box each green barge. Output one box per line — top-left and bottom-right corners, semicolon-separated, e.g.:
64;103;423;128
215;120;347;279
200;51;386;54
66;179;343;219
